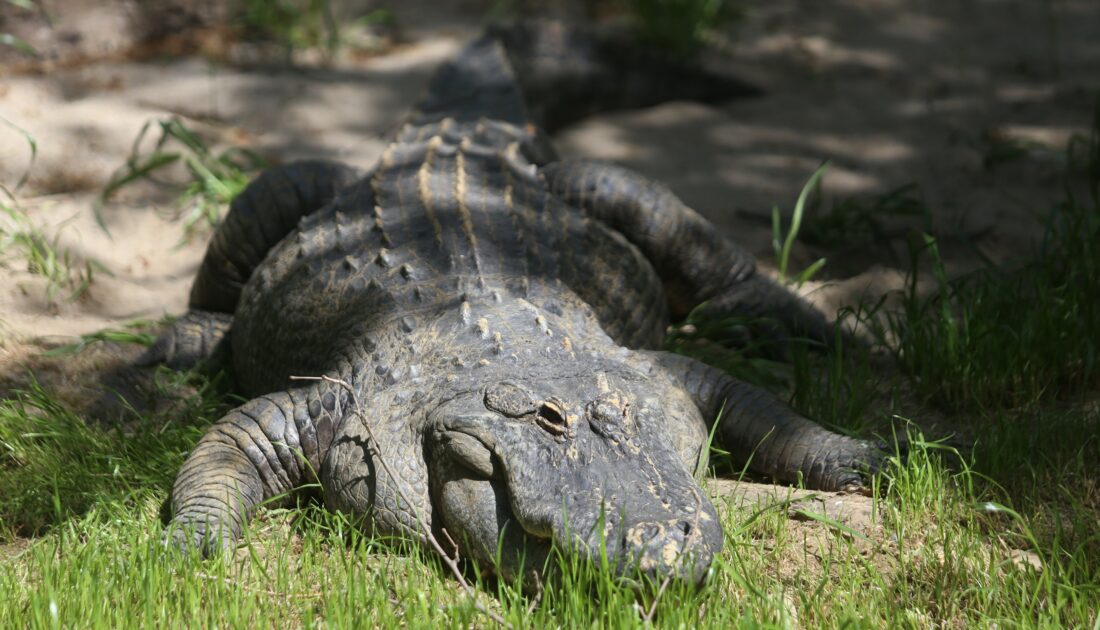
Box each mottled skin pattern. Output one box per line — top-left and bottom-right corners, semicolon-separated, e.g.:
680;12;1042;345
153;26;885;585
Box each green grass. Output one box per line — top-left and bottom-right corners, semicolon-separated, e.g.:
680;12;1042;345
628;0;735;58
0;189;106;305
39;322;157;357
1;0;40;58
876;176;1100;413
800;183;927;254
97;117;265;241
859;99;1100;414
772;161;829;287
236;0;393;61
1;117;105;304
1;378;1095;627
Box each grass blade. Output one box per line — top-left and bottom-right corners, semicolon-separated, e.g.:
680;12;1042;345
0;114;38;190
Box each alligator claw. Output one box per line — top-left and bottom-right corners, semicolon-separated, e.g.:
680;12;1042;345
162;520;234;558
813;438;892;491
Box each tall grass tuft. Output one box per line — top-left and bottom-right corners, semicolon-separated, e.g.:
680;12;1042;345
629;0;733;58
0;376;224;539
0;188;106;305
882;179;1100;412
97;117;265;240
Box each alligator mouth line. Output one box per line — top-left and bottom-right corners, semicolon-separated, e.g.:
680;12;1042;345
438;428;499;480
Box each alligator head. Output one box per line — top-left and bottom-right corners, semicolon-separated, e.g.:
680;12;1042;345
426;373;724;587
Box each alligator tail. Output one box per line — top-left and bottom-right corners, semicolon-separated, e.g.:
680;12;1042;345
409;33;529;127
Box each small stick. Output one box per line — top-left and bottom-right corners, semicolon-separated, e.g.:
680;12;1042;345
440;527;460;560
291;374;512;629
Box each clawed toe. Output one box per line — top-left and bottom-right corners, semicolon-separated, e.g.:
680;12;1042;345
162;520;233;558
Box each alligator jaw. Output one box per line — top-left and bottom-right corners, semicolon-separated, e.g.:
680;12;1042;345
433;424;500;480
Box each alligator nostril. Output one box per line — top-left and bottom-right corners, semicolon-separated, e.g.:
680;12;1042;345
625;522;663;547
679;521;692;537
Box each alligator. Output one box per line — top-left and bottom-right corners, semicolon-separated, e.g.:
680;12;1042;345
150;23;887;586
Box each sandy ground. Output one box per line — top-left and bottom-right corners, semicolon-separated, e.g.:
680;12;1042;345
0;0;1091;569
1;0;1096;341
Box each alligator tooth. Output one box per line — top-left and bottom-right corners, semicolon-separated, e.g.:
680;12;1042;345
535;315;552;336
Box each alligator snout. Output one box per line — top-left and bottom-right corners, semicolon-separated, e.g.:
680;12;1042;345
621;516;714;585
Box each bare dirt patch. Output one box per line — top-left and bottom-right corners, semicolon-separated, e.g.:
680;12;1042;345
709;478;895;577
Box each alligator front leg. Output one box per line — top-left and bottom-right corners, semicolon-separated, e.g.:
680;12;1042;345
647;351;884;490
91;310;234;420
167;385;337;554
542;159;838;345
137;310;233;370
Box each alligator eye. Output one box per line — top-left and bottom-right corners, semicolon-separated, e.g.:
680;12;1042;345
536;400;568;435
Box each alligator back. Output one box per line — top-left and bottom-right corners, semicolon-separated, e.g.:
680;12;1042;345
231;119;668;396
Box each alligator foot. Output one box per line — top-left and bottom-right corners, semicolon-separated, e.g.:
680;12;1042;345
648;351;890;491
88;311;234;422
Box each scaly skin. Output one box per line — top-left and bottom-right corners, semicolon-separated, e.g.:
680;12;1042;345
153;24;886;586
